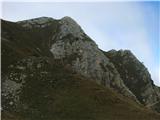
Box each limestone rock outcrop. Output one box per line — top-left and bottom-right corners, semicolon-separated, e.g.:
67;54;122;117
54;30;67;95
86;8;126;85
1;16;159;115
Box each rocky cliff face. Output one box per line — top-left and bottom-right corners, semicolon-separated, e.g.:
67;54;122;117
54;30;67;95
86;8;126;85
1;16;160;118
105;49;160;112
49;17;137;101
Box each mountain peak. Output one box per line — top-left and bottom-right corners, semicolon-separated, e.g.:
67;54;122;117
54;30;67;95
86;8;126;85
61;16;75;21
17;16;54;28
17;16;85;39
58;16;84;39
107;49;136;59
18;16;54;22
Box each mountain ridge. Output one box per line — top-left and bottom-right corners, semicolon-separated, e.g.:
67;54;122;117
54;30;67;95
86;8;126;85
1;16;160;120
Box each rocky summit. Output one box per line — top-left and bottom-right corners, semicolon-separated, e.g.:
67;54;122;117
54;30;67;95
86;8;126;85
1;17;160;120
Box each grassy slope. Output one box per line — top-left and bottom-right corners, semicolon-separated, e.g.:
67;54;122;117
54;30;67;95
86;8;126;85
2;61;160;120
1;19;58;73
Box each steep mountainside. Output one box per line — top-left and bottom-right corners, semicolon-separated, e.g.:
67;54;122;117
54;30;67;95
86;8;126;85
105;49;160;112
1;57;160;120
1;17;160;120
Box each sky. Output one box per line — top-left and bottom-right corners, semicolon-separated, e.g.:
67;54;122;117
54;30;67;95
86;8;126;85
1;1;160;86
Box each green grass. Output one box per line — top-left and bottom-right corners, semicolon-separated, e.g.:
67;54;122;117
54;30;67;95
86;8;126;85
2;58;160;120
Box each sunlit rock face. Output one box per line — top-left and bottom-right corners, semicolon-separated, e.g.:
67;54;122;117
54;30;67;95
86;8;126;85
58;16;85;39
50;17;137;101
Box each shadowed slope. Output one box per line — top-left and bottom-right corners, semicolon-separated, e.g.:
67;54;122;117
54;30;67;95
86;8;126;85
2;58;160;120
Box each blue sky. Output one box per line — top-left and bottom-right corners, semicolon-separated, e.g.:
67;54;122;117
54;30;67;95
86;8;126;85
1;1;160;86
